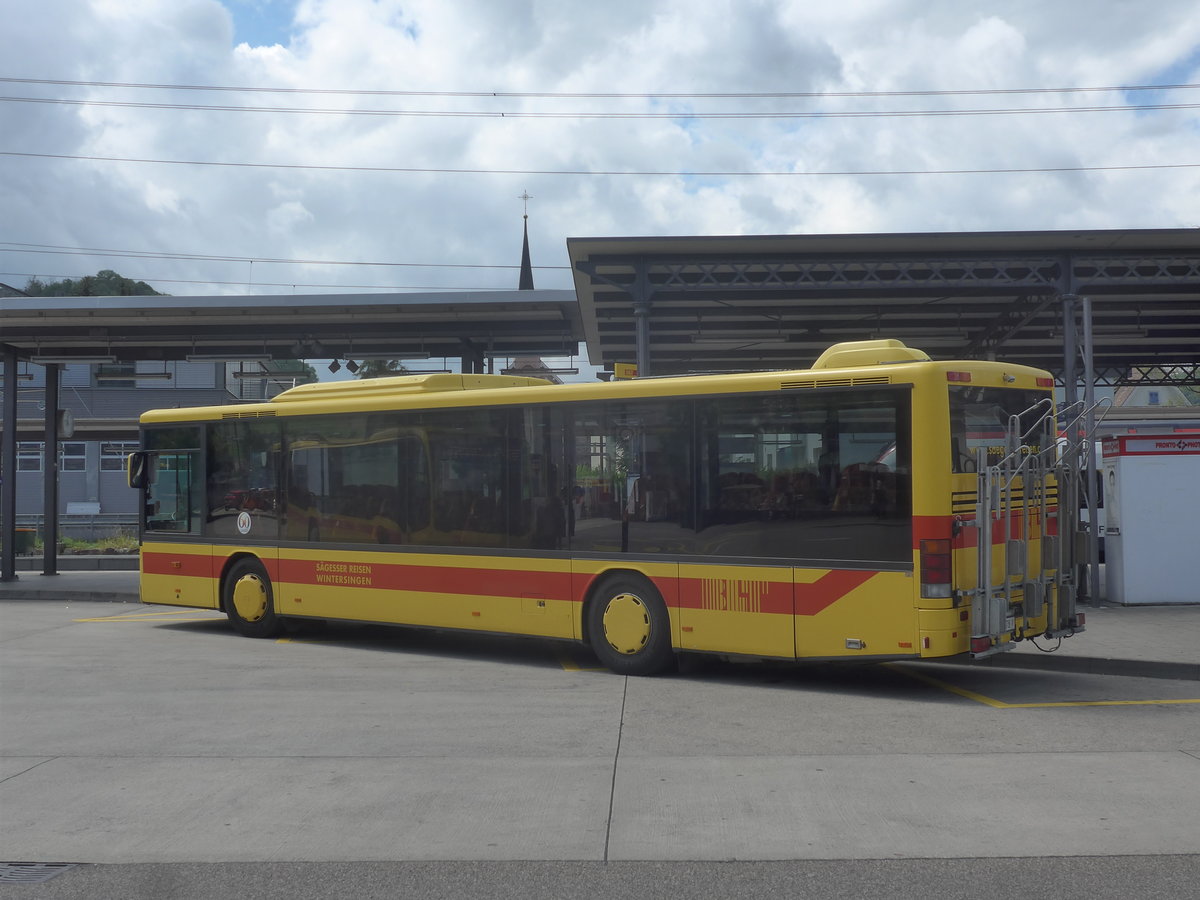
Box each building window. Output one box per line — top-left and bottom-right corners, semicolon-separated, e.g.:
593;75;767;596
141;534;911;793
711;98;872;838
95;363;137;385
101;441;138;471
60;442;87;472
18;442;44;472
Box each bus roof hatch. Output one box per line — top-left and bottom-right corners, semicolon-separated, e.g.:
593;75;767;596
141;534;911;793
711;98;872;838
811;339;931;370
271;373;555;403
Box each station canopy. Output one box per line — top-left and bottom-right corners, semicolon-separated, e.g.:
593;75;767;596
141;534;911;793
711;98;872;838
2;228;1198;384
0;289;583;368
568;228;1200;382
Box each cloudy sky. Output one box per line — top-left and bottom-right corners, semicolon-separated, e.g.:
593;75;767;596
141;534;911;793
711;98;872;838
2;0;1198;307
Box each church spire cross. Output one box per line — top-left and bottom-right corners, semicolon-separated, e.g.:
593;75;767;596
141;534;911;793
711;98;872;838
518;191;534;290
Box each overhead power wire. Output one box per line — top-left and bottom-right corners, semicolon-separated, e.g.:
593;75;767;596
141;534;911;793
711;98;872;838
3;150;1197;178
2;75;1198;99
3;94;1197;119
0;241;571;271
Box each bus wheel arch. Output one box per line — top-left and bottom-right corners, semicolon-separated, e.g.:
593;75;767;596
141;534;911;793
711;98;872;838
221;554;284;638
584;570;675;676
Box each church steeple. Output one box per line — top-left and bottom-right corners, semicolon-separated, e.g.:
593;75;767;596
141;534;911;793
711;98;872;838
518;191;534;290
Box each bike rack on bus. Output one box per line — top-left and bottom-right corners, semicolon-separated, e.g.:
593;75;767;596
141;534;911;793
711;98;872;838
969;398;1103;659
1057;397;1112;611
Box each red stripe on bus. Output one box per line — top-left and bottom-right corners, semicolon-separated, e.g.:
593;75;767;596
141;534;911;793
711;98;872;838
795;570;877;616
147;551;880;618
142;551;213;579
912;516;953;544
917;508;1061;551
676;577;793;615
275;558;574;600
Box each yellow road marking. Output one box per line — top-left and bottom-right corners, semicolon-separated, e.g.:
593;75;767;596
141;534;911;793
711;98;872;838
888;664;1009;707
889;663;1200;708
75;609;223;623
554;647;606;673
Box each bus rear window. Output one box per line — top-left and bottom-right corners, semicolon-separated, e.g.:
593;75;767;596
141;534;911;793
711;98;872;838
949;386;1053;472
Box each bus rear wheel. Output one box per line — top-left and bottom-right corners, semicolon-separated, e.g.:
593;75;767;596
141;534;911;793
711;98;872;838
223;557;283;638
587;575;674;676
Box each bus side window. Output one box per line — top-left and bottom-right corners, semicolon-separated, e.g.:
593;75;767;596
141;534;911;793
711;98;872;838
520;407;568;551
697;390;911;562
206;420;281;539
428;409;508;544
397;435;430;533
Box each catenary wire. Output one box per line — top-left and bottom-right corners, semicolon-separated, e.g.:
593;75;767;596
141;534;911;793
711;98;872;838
2;75;1198;99
0;242;571;271
3;94;1198;118
3;150;1196;178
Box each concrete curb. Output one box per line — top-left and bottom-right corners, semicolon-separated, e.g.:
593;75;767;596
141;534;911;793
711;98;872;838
1;591;141;604
0;571;141;605
0;583;141;604
14;555;139;571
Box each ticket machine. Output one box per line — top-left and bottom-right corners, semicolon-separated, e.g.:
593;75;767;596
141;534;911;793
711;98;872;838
1103;435;1200;604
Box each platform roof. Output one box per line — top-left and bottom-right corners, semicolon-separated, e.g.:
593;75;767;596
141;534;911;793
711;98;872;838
3;228;1198;383
568;228;1200;381
0;289;583;365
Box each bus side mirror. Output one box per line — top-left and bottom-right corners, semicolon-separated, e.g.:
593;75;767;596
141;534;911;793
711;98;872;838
127;452;154;489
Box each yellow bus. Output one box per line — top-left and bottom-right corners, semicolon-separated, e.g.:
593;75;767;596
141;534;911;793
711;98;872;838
128;339;1085;675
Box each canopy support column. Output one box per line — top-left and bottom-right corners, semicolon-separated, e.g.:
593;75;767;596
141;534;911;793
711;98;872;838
1060;290;1101;606
1;344;18;582
632;259;652;378
42;364;60;577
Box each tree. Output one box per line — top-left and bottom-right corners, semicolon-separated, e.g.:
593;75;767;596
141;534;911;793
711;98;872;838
24;269;164;296
270;359;319;385
355;359;410;379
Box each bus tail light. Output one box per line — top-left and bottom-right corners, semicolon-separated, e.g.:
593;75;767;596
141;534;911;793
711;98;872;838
1036;377;1055;388
970;636;993;654
920;539;952;598
946;371;972;383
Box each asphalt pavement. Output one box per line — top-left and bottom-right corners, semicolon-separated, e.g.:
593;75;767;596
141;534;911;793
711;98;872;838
1;565;1197;900
1;566;1196;680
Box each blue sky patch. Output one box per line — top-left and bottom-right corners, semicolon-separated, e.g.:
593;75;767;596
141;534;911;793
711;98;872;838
224;0;297;48
1128;44;1200;104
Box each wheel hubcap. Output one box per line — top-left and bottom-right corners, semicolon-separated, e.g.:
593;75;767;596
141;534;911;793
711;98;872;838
231;574;267;622
602;592;651;655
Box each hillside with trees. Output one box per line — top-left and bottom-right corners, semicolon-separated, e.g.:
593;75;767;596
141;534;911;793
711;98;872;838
24;269;164;296
20;270;318;382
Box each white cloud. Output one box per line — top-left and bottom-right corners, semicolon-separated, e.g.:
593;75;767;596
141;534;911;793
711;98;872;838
266;199;314;235
0;0;1198;302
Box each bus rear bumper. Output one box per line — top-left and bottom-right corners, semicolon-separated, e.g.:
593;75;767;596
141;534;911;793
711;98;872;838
917;607;971;658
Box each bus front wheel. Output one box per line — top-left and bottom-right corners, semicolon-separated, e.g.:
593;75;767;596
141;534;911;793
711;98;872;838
587;575;674;676
223;557;283;638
